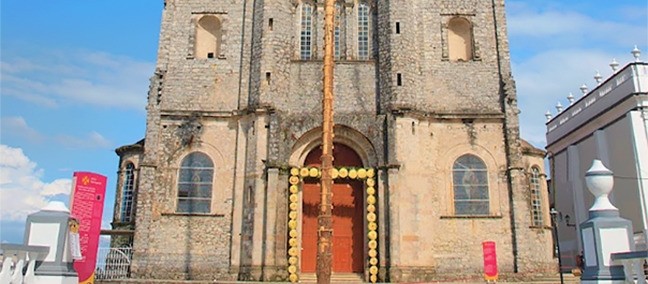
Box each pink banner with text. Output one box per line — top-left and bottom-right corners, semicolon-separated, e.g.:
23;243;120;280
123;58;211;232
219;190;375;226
70;172;107;284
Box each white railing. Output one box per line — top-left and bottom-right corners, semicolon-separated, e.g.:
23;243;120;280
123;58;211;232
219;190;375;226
611;250;648;284
0;244;49;284
95;247;132;280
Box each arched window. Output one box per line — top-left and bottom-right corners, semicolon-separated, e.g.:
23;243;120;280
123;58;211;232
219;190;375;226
120;163;135;222
177;152;213;213
195;16;222;59
453;154;489;215
447;17;473;61
530;167;544;226
357;3;370;60
300;3;314;60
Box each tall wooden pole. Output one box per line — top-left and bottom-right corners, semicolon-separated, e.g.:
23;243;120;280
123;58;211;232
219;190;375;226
318;0;335;283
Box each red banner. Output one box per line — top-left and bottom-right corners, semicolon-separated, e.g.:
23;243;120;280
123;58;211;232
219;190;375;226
70;172;107;284
482;241;498;281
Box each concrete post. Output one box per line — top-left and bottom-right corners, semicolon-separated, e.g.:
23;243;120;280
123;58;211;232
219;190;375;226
24;201;79;284
580;160;635;284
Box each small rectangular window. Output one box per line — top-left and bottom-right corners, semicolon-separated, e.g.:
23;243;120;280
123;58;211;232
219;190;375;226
395;22;400;34
269;18;274;30
397;73;402;86
207;52;214;58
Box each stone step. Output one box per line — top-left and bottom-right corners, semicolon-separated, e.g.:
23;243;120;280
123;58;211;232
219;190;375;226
299;273;364;283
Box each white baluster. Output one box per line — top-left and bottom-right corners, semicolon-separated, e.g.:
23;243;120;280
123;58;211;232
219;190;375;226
22;260;35;284
0;257;13;284
10;259;23;284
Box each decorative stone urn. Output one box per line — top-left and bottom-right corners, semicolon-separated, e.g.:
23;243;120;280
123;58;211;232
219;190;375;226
585;160;617;211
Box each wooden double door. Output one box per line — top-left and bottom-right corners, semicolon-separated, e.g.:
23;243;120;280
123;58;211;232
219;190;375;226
300;143;364;273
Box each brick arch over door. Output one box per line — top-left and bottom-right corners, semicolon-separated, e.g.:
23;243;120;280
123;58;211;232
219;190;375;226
301;143;365;273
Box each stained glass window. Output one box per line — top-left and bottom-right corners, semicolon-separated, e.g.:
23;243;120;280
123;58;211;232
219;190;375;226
177;152;213;213
453;154;489;215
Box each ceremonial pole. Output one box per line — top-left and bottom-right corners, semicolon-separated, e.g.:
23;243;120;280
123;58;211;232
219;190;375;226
317;0;335;282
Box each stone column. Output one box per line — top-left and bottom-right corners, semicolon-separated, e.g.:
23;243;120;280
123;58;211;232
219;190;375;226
580;160;635;284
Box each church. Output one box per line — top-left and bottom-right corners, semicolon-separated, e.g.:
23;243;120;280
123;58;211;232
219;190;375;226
110;0;556;282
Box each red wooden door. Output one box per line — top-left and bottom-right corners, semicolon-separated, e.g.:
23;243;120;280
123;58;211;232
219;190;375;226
300;143;364;273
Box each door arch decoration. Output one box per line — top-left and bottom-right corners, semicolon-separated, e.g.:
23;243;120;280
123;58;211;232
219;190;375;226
287;166;379;284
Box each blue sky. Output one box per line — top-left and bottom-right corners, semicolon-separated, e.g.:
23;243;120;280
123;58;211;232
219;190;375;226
1;1;646;244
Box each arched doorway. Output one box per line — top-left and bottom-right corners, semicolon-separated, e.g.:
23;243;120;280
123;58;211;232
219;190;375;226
301;143;364;273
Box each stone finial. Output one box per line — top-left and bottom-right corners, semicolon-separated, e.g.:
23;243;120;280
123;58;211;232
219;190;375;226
567;92;575;104
580;84;589;95
610;58;619;72
545;110;552;121
585;159;617;211
631;45;641;62
594;71;602;84
555;102;563;113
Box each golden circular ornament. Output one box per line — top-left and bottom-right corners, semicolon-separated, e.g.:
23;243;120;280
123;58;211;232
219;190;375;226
368;222;378;231
331;168;339;179
368;230;377;240
289;229;298;238
367;212;377;222
289;176;300;185
349;169;358;179
289;193;298;203
367;168;375;178
288;247;298;256
289;211;297;220
368;248;377;257
309;168;319;177
366;186;375;195
367;195;376;205
289;273;298;283
288;265;297;273
370;274;378;283
300;168;310;177
369;257;378;265
367;204;376;213
288;220;297;229
289;202;298;211
368;240;377;249
289;185;299;194
369;265;378;274
366;178;375;187
338;168;348;178
289;256;298;265
289;238;297;247
290;167;299;176
357;168;367;179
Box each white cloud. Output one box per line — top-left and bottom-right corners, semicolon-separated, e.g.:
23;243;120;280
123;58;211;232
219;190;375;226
1;116;113;149
0;48;153;111
0;116;45;143
0;145;72;221
508;11;644;47
55;131;113;149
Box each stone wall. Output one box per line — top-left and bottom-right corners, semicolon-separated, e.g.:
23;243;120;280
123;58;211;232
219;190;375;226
119;0;557;281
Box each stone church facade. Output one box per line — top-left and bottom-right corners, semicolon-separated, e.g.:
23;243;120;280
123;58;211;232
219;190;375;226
110;0;556;282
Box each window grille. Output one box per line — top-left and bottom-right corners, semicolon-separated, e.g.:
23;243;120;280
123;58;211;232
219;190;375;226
334;3;342;59
300;3;313;60
530;167;544;226
453;154;489;215
120;163;135;222
357;3;369;60
177;152;213;213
